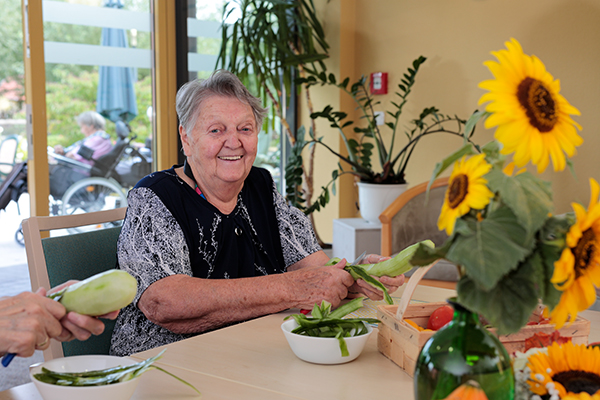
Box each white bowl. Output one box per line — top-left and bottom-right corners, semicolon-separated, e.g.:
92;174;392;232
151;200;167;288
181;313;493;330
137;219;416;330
281;318;373;364
29;355;141;400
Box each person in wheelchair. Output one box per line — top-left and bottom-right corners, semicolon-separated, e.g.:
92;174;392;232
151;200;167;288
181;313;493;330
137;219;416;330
53;111;112;166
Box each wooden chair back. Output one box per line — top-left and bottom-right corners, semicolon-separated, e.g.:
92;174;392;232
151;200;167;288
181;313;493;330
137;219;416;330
379;178;457;289
22;207;127;360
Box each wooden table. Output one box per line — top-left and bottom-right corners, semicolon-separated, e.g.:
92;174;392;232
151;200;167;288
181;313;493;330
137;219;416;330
2;285;599;400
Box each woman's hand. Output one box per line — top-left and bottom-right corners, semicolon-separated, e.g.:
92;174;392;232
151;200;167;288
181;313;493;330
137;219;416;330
346;254;406;301
286;258;355;310
0;290;66;358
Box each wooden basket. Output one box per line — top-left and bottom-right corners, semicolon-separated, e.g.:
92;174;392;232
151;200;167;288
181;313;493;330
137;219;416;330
376;263;591;377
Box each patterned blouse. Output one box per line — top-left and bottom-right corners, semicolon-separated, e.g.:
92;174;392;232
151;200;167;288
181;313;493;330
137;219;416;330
109;166;321;356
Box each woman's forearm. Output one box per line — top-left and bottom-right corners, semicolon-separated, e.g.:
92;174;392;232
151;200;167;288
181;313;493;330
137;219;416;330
138;273;300;334
138;256;353;335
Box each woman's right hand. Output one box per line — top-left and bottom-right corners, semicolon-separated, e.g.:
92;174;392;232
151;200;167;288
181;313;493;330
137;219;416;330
286;258;355;310
0;290;66;358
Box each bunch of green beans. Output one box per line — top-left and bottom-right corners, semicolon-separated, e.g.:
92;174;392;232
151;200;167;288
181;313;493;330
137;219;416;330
286;298;380;356
33;350;200;395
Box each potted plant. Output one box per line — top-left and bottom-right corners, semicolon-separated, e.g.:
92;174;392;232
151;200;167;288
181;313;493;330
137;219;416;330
217;0;331;242
288;56;475;223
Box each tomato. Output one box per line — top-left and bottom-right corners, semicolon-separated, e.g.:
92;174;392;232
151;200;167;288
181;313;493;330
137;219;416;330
427;305;454;330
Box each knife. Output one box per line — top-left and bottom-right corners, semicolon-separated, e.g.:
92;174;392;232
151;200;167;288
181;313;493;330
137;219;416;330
299;251;368;315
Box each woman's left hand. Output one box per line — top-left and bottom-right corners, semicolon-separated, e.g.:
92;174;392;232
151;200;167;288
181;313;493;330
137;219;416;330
346;254;406;301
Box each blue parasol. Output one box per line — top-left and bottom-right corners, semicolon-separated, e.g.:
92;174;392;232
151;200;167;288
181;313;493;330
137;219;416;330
96;0;138;123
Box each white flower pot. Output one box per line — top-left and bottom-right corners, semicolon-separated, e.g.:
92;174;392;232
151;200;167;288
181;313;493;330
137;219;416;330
357;182;408;225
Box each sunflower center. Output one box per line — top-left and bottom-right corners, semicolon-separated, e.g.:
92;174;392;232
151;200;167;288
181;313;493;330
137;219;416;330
517;77;557;133
572;229;597;279
448;175;468;209
552;370;600;394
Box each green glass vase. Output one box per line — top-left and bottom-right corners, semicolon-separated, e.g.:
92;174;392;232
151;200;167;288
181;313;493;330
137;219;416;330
414;299;514;400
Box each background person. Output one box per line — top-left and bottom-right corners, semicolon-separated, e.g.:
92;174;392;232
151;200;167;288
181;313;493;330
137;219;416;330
53;111;112;166
109;70;405;357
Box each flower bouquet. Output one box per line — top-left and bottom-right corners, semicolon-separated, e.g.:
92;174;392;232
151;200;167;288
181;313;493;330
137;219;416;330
409;38;600;398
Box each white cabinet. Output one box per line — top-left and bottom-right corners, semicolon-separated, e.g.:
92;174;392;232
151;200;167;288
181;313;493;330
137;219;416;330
332;218;381;262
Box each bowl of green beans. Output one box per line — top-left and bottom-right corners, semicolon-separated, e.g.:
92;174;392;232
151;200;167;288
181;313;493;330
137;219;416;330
29;355;142;400
281;299;379;365
281;318;374;364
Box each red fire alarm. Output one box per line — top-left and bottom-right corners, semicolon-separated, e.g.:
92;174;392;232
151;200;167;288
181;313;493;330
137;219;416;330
370;72;388;95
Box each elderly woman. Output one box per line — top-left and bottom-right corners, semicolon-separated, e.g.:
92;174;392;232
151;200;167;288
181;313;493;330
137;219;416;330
109;70;405;356
54;111;112;166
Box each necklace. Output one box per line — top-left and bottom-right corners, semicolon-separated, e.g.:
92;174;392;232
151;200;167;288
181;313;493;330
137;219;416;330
183;160;206;199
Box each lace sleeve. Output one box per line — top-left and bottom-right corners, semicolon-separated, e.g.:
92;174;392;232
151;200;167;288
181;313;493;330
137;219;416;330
117;187;192;306
272;183;321;268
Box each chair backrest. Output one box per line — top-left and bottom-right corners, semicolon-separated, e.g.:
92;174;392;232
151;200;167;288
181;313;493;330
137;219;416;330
0;135;19;178
379;178;458;289
380;177;449;256
22;207;127;360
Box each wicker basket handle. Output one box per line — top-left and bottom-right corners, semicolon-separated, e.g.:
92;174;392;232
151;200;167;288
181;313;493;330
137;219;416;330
395;261;438;320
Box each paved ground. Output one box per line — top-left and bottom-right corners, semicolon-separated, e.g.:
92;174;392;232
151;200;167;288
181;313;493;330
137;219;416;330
0;194;44;391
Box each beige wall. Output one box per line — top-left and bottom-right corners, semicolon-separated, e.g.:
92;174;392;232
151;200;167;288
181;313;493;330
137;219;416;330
308;0;600;243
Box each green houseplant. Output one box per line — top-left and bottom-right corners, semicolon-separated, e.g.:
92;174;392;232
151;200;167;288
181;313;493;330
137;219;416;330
217;0;331;241
288;56;474;215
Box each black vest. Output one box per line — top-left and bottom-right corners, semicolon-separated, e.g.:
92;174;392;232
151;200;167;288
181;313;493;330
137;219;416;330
136;166;286;279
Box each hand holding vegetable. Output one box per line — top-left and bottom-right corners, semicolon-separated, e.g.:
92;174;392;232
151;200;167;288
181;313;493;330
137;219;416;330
286;259;355;310
0;289;65;358
1;270;136;361
346;254;405;301
328;240;435;305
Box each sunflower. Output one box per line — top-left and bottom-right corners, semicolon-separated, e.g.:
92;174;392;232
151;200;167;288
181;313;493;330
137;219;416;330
550;178;600;328
437;154;494;235
478;38;582;174
527;342;600;398
563;393;600;400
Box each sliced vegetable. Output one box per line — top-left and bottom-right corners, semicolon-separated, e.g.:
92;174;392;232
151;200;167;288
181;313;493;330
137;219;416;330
48;269;137;316
33;350;200;395
285;298;380;357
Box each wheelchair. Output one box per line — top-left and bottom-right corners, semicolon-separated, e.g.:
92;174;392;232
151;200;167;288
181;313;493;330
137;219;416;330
4;121;151;241
50;121;151;218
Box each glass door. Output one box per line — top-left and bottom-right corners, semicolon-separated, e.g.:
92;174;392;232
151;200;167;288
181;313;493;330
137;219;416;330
24;0;154;224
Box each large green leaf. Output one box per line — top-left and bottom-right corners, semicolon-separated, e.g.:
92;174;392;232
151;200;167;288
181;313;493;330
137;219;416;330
486;170;553;236
447;206;531;290
457;259;539;334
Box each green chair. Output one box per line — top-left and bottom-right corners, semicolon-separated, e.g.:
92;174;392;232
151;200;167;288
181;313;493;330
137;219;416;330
22;207;127;360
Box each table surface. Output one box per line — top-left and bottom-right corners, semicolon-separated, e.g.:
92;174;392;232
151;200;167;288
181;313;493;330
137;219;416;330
2;285;599;400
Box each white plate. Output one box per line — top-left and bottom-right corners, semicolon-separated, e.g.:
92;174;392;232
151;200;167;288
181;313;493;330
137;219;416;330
29;355;141;400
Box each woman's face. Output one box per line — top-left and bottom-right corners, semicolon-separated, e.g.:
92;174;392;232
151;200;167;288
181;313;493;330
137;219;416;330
180;95;258;192
80;124;96;136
